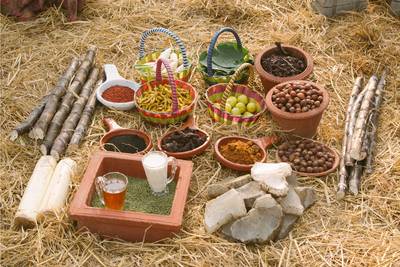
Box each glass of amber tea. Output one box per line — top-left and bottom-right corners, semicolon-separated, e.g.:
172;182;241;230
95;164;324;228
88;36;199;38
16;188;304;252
95;172;128;210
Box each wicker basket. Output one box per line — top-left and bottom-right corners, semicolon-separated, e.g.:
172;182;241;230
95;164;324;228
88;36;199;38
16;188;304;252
205;63;266;126
199;27;253;86
134;27;193;83
135;58;197;125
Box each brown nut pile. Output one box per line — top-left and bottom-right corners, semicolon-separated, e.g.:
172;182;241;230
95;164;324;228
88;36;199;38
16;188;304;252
271;82;323;113
278;139;335;173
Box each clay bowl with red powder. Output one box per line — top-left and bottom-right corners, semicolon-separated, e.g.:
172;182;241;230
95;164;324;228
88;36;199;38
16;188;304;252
214;135;277;172
96;64;140;110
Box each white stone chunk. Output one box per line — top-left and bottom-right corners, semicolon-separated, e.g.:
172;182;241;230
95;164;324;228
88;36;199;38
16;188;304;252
204;189;247;233
236;181;266;208
253;194;278;209
278;187;304;216
294;187;317;210
251;162;291;197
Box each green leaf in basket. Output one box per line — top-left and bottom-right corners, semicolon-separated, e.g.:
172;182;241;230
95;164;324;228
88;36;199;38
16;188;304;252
199;42;252;76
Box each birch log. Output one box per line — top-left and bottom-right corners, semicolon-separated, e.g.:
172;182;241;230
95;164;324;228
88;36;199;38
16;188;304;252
349;75;378;161
68;78;101;151
29;58;81;139
365;71;386;174
14;156;57;228
50;68;99;160
10;95;49;141
40;46;97;155
337;76;363;200
38;158;77;218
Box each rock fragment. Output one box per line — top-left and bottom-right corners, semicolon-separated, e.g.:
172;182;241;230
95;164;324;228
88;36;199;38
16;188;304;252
229;204;283;243
253;194;278;209
236;181;266;208
294;187;317;210
206;174;252;199
204;189;247;233
276;214;299;240
278;187;304;216
251;163;291;197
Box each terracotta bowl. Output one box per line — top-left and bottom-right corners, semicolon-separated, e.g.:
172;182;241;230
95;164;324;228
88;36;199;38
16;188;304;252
275;141;339;177
214;136;276;172
254;44;314;93
100;118;152;154
158;129;211;159
265;80;329;138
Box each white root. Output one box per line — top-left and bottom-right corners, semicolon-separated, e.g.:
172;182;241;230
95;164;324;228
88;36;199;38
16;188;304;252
337;76;363;200
14;156;57;228
38;158;77;218
349;75;378;161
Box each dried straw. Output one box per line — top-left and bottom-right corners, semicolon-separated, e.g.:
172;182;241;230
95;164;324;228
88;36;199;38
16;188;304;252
1;0;399;266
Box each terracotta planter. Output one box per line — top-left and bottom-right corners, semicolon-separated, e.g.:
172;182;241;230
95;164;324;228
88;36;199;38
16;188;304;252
69;151;193;242
214;135;277;172
265;81;329;138
254;45;314;93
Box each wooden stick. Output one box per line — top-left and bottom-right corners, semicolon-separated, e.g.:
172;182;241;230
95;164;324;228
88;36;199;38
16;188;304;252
29;58;81;139
40;46;97;155
50;68;99;160
365;70;386;174
349;75;378;161
68;78;102;151
348;160;363;195
344;84;367;166
337;77;363;200
10;95;49;141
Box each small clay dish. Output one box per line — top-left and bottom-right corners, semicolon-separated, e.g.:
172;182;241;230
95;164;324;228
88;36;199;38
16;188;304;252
100;118;152;154
157;115;211;159
275;141;339;177
214;135;277;172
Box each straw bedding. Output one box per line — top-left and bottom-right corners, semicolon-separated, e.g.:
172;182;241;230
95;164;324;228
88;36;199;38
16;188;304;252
1;0;399;266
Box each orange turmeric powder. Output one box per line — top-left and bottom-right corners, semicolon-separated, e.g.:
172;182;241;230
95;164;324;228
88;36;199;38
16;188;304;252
220;140;263;165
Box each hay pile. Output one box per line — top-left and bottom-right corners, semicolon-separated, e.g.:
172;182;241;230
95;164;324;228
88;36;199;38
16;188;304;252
1;0;399;266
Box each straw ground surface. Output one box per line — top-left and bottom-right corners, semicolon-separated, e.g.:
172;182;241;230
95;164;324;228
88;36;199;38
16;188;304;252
1;0;399;266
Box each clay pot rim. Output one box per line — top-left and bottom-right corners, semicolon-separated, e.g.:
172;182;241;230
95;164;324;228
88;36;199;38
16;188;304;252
275;140;340;177
265;80;330;120
254;44;314;83
100;128;153;155
214;136;267;171
157;128;211;159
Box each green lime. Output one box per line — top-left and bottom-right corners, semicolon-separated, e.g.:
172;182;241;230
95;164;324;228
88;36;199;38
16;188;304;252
225;103;232;113
246;102;257;113
243;111;253;117
226;96;237;107
231;107;241;116
235;102;246;114
237;94;249;105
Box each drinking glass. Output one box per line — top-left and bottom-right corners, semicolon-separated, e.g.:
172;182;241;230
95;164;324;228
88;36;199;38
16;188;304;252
142;151;177;195
95;172;128;210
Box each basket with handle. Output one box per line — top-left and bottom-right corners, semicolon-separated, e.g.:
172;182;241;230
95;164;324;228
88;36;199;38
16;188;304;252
205;63;266;126
135;58;197;125
134;27;193;83
199;27;253;86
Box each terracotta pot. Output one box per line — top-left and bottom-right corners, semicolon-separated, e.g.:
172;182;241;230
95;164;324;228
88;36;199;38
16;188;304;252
69;151;193;242
254;45;314;93
214;135;277;172
157;115;211;159
275;141;339;177
265;81;329;138
100;118;152;154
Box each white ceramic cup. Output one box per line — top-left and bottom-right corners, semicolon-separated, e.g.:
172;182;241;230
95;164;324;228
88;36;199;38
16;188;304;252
142;151;177;195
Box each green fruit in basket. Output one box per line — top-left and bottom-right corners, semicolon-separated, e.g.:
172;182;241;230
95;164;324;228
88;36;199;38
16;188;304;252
237;94;249;105
243;111;253;117
255;102;261;113
226;96;237;107
231;107;242;116
235;102;246;114
246;102;257;113
225;103;232;113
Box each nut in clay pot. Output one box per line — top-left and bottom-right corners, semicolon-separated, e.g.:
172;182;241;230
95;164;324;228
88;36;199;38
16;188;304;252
254;45;314;93
265;80;329;138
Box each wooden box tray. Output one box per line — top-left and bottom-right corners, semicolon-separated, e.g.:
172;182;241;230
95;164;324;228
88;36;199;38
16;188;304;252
69;151;193;242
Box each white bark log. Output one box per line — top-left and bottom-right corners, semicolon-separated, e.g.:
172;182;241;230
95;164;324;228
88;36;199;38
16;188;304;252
38;158;77;218
337;76;363;200
14;156;57;228
349;75;378;161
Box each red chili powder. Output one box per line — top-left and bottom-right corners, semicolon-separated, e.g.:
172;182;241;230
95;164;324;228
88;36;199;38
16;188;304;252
102;86;134;103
